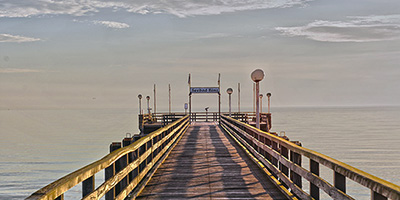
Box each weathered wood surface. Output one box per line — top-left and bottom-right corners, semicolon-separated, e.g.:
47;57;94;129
221;115;400;200
137;122;288;200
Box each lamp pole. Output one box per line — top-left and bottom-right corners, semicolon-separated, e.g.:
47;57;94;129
138;94;142;114
259;94;263;113
169;84;171;114
146;96;151;115
238;83;240;113
251;69;265;129
227;88;233;117
267;93;272;113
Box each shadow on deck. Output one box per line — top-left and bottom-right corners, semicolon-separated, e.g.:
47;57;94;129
137;122;287;199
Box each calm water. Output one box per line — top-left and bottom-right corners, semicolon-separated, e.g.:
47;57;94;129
0;107;399;199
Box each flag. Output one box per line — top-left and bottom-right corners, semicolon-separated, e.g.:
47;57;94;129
218;73;220;86
188;73;191;86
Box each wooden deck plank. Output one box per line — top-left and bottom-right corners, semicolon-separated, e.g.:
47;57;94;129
137;122;288;200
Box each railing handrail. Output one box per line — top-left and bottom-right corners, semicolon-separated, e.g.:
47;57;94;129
27;115;190;200
221;114;400;200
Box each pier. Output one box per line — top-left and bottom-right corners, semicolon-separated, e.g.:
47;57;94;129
26;112;400;200
26;72;400;200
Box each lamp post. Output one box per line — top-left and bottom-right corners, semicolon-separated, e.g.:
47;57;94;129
259;94;263;113
267;93;271;113
226;88;233;117
251;69;265;129
138;94;142;114
146;96;151;115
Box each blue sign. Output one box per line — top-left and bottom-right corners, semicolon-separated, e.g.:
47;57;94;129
190;87;220;94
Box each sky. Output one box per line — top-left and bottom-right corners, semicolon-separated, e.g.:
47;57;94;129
0;0;399;111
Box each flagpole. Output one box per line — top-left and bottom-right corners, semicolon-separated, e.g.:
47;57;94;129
218;73;221;122
169;84;171;114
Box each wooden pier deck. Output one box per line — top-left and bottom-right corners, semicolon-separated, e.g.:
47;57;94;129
137;122;288;199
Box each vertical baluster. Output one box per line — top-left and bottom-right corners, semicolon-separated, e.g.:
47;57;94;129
105;142;121;200
290;142;302;190
280;144;289;188
310;159;319;200
272;141;279;167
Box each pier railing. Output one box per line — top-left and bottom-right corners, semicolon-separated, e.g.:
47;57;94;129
139;112;271;129
220;115;400;200
26;115;190;200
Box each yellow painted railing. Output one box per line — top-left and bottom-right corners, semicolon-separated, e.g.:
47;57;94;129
221;115;400;200
26;115;190;200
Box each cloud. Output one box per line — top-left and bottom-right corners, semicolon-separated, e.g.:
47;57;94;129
0;34;41;43
275;15;400;42
0;0;312;18
93;20;130;29
0;68;42;73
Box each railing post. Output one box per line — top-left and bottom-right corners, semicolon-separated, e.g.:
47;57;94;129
82;176;95;198
290;141;302;190
290;150;302;189
310;159;320;200
105;142;121;200
334;171;346;193
271;141;279;167
122;136;133;186
55;194;64;200
371;190;387;200
280;144;289;188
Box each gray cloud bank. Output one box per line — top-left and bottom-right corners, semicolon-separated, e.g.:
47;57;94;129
93;20;130;29
0;0;312;18
0;34;41;43
276;15;400;42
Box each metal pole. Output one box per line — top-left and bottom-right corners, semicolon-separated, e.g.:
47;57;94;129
218;93;221;121
146;96;150;115
260;94;263;113
267;93;271;113
153;84;156;114
218;73;221;122
268;96;271;113
256;82;260;129
238;83;240;113
229;93;232;117
169;84;171;114
138;94;142;115
139;99;142;114
253;83;255;113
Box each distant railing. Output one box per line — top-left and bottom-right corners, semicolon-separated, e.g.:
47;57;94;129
139;112;271;130
26;115;190;200
220;115;400;200
138;113;187;132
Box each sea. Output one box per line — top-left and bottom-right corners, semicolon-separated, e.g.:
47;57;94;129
0;106;399;199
